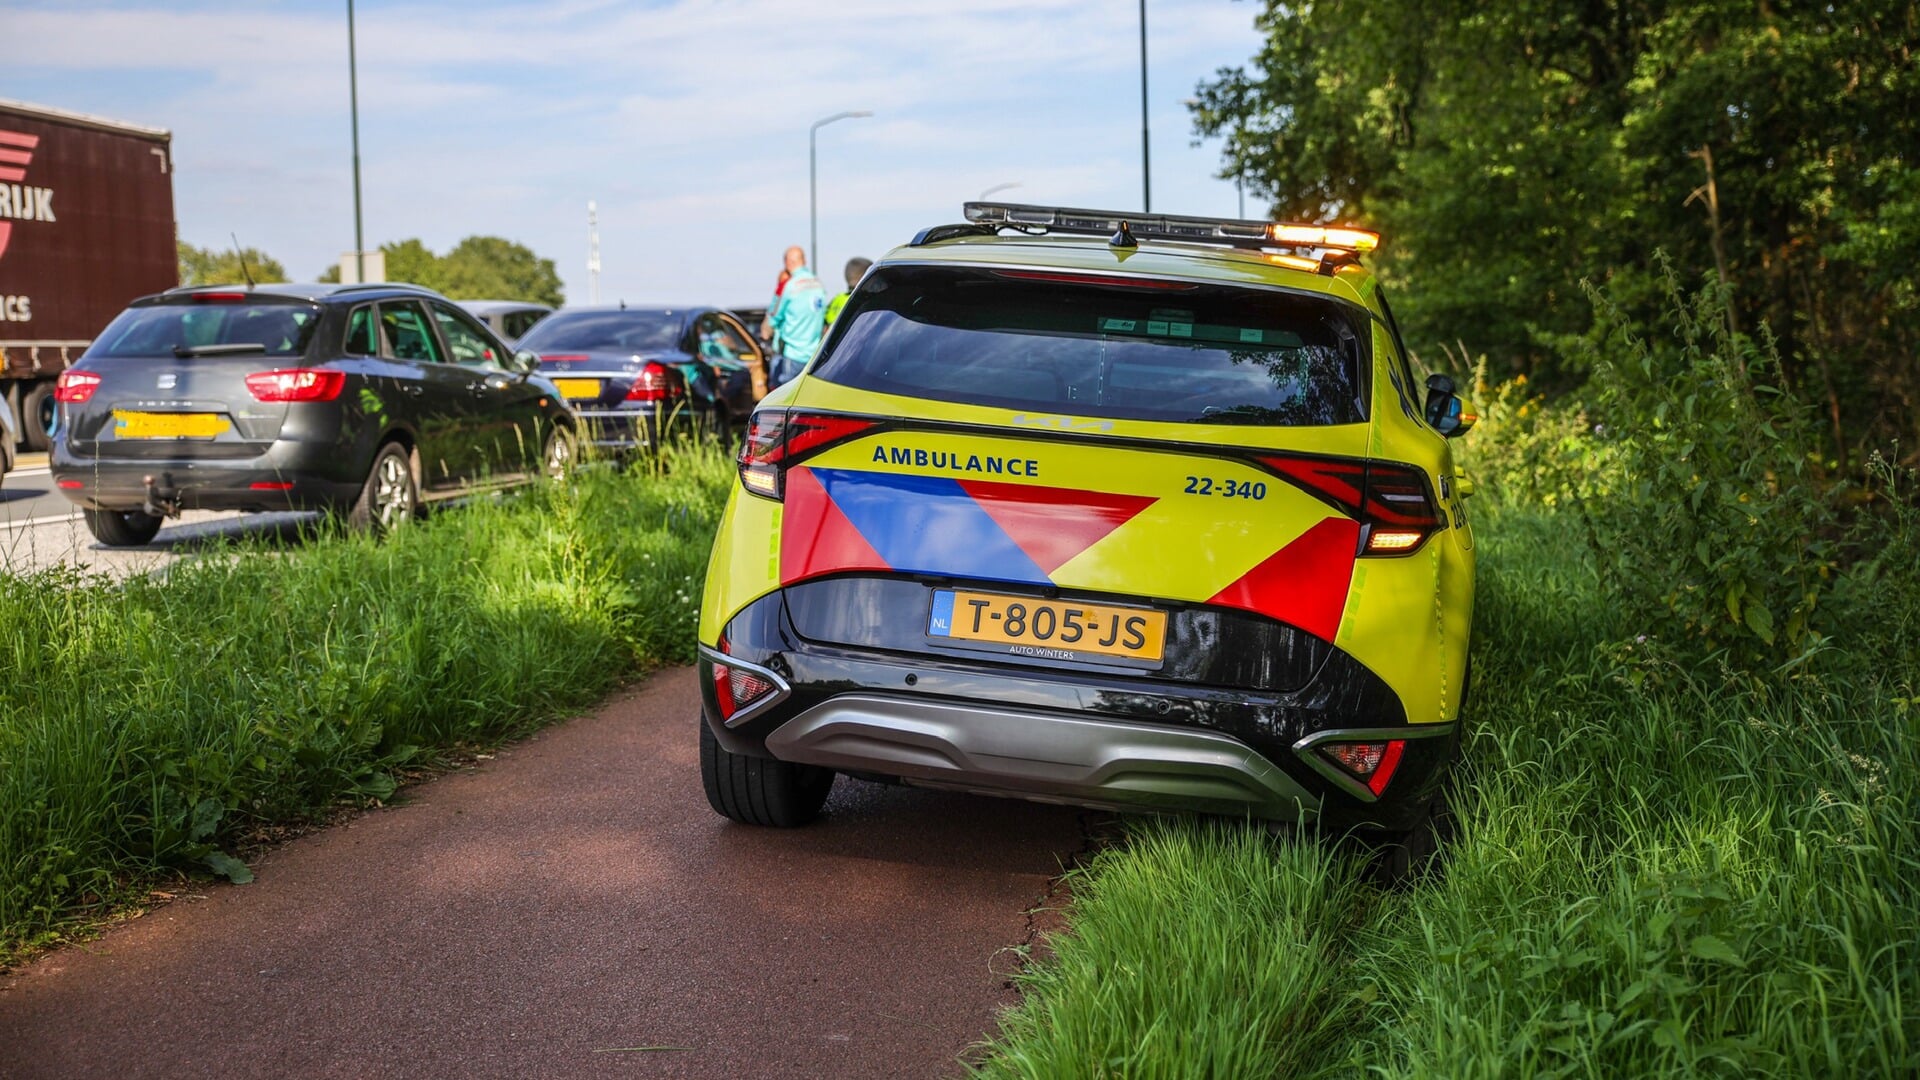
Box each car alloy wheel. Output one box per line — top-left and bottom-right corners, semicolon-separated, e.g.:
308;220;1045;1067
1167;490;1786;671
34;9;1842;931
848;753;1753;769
544;427;574;481
373;451;415;529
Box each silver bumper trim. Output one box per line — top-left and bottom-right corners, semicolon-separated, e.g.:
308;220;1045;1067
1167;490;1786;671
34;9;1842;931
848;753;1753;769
765;694;1320;821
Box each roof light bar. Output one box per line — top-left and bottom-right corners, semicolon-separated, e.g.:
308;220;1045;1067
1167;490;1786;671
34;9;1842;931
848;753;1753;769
962;202;1381;256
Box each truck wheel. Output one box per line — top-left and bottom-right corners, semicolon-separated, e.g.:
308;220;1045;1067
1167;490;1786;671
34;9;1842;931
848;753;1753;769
22;382;55;452
700;715;834;827
346;442;419;535
83;508;163;547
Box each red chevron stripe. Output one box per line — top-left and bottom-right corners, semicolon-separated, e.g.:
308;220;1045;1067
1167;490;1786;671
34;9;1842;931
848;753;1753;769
0;149;32;166
0;168;23;182
0;222;10;261
0;131;39;149
1207;517;1359;642
956;479;1157;576
779;466;890;585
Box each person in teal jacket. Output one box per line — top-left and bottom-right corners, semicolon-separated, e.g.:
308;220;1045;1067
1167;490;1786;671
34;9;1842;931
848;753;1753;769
759;245;827;387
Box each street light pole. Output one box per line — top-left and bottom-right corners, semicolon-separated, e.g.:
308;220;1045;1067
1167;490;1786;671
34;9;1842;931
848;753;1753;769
809;110;872;271
347;0;364;283
1139;0;1150;212
587;200;600;305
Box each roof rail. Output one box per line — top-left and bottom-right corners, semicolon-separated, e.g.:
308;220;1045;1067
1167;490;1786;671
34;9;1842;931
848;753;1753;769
909;222;998;247
954;202;1380;267
333;281;439;295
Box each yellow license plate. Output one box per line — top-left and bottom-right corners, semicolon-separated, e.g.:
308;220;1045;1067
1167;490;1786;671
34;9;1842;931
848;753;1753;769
552;378;601;400
112;410;231;439
929;589;1168;664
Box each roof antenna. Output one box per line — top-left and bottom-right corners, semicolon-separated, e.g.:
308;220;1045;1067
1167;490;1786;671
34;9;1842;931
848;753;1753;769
1110;220;1138;249
230;232;256;289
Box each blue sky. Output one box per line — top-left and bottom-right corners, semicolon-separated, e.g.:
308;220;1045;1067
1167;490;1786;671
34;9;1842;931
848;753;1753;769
4;0;1265;306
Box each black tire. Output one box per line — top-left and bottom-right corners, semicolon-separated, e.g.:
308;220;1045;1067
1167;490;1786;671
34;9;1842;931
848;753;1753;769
700;715;834;827
1364;790;1454;888
347;442;419;535
22;382;55;452
82;507;163;547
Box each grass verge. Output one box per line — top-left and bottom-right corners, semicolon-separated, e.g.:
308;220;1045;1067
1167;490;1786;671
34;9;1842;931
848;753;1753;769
972;500;1919;1077
0;447;734;962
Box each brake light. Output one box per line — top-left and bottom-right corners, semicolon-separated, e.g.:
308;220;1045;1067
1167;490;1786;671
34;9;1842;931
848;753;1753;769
991;269;1199;291
58;479;84;490
625;361;681;402
709;637;780;723
191;291;248;303
539;354;589;362
1319;739;1406;795
1257;455;1443;556
710;661;775;722
246;368;345;402
738;410;881;500
54;369;101;403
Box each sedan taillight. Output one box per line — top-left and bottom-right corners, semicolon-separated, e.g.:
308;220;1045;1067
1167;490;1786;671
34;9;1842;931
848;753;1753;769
246;368;346;403
54;370;101;403
625;361;682;402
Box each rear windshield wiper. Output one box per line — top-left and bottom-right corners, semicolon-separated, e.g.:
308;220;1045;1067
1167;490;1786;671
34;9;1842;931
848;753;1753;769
172;343;268;357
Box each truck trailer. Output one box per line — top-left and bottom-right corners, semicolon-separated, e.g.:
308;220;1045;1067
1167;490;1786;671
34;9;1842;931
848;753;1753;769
1;98;176;452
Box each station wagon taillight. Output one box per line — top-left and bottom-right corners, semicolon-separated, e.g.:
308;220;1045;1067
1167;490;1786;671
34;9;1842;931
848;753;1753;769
738;410;881;500
54;369;101;403
625;361;682;402
1257;454;1444;556
246;368;346;402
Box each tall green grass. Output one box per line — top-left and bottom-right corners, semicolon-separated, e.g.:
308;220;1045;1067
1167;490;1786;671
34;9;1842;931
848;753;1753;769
972;500;1919;1077
0;448;734;960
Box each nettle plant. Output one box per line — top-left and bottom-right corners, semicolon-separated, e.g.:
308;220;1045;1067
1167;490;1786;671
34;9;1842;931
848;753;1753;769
1580;261;1837;672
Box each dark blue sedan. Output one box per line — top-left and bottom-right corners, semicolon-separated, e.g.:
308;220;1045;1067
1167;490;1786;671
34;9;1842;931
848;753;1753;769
514;307;767;454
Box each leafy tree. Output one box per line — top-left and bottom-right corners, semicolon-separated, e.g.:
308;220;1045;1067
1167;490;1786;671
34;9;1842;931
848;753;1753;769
439;236;565;307
1192;0;1920;465
376;237;564;306
177;241;287;287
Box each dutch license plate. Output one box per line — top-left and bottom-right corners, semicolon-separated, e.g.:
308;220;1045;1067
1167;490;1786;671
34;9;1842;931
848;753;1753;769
552;378;601;400
928;589;1168;664
112;410;231;439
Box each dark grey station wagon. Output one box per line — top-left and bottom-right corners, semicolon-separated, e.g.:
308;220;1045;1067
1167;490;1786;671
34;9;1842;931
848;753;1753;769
51;282;577;546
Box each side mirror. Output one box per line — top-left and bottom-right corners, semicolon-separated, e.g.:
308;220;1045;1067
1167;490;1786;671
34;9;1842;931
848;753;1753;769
512;349;541;375
1424;373;1476;438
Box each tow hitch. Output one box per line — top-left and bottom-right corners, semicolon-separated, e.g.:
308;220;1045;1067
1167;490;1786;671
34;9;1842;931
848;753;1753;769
142;474;182;519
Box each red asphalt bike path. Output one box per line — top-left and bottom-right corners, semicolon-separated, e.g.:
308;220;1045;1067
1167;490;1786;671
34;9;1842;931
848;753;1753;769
0;670;1088;1079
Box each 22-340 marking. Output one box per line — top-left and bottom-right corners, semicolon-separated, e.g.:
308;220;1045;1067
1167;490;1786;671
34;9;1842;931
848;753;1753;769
1183;476;1267;500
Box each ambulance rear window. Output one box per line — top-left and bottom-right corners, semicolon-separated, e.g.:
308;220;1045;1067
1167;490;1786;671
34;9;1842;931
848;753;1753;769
809;265;1369;426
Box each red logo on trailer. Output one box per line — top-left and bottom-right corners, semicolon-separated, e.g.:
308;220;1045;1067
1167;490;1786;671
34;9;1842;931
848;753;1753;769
0;129;45;262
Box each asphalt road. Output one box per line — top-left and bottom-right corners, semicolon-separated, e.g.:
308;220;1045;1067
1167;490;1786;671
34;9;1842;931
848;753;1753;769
0;670;1090;1079
1;453;318;577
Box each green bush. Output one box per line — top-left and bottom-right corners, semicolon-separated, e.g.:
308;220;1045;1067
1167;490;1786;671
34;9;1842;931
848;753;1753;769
0;448;733;958
1576;261;1840;671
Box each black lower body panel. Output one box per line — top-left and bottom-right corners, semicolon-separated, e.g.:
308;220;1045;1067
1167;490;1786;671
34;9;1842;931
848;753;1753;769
703;578;1458;831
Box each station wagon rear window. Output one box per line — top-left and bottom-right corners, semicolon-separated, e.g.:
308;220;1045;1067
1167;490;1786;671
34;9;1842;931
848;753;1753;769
810;266;1369;426
88;301;321;359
